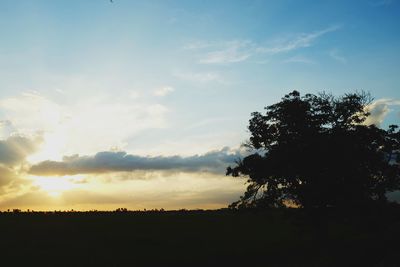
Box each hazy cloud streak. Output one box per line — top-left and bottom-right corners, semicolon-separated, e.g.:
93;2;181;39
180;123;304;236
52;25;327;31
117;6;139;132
199;40;254;64
257;26;340;55
329;48;347;63
187;26;340;64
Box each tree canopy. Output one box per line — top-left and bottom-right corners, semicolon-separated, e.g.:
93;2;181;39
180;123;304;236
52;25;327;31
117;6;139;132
227;91;400;208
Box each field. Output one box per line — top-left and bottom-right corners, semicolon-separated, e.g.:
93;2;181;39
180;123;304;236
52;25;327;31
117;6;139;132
1;207;399;267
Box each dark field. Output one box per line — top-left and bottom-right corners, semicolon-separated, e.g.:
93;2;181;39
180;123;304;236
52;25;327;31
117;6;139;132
1;208;399;267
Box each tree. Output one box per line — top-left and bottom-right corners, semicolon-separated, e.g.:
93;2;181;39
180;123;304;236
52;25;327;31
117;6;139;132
227;91;400;208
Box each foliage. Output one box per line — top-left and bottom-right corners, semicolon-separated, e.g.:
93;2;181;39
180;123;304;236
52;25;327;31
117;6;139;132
227;91;400;208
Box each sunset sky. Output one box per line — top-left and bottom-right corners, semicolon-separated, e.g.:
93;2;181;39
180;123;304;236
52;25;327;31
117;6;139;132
0;0;399;210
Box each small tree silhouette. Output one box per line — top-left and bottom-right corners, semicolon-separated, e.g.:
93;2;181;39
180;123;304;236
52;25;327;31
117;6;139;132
227;91;400;208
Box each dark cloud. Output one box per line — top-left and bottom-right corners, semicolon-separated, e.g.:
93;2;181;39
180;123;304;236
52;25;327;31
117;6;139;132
0;135;41;165
29;147;244;176
0;134;41;194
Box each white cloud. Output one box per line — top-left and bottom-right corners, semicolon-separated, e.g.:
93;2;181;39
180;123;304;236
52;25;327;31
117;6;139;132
0;120;16;139
55;88;65;95
365;99;400;126
129;90;141;99
153;86;175;97
0;91;63;135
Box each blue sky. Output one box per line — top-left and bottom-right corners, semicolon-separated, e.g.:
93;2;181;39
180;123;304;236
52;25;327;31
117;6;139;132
0;0;399;210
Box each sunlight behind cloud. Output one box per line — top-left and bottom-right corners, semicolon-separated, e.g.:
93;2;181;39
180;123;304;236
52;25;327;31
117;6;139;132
27;131;67;163
1;91;170;158
30;175;83;198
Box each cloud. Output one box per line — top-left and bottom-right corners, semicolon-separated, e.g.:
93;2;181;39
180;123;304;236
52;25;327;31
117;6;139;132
173;70;223;83
0;91;170;157
0;91;63;134
0;120;12;127
0;134;42;166
183;41;214;50
199;40;254;64
365;99;400;126
187;26;340;64
282;55;316;64
153;86;175;97
329;48;347;63
0;123;41;196
186;40;255;64
0;134;42;195
29;147;243;176
0;120;16;139
0;165;17;188
257;26;340;55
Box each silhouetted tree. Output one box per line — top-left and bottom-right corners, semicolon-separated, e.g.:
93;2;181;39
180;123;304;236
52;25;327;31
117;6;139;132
227;91;400;208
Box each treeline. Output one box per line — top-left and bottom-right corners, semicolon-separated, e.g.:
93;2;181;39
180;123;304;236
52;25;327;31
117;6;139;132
0;208;233;214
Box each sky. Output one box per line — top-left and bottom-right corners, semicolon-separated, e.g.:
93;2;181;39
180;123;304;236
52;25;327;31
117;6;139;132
0;0;399;211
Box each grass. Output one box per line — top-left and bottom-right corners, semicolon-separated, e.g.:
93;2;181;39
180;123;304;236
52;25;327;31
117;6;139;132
0;207;399;266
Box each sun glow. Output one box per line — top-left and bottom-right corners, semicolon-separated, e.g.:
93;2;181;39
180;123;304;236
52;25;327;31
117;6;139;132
31;175;84;197
27;131;67;163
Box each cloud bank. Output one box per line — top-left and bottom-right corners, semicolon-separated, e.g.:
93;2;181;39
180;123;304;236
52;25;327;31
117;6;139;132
29;147;244;176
